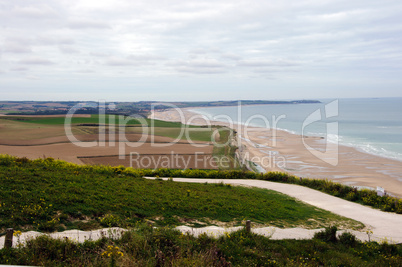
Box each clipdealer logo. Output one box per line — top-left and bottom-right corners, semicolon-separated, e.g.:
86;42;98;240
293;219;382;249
64;100;338;170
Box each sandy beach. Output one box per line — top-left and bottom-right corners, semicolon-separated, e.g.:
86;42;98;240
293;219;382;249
151;108;402;198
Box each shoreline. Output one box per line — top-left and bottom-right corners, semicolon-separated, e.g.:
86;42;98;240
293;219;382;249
151;108;402;198
189;105;402;164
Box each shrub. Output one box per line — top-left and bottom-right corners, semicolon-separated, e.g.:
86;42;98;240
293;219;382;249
15;157;30;164
396;200;402;214
99;214;120;227
44;157;55;162
313;226;338;243
0;155;15;166
346;191;358;201
24;234;82;264
380;241;398;254
38;218;60;232
339;232;357;246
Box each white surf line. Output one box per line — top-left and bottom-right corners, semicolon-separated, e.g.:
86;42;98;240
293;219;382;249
145;177;402;243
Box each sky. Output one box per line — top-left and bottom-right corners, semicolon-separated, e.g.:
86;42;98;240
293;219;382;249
0;0;402;101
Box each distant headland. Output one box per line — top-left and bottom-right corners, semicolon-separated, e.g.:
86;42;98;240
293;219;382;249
0;100;321;116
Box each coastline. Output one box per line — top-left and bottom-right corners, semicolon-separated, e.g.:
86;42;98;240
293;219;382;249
151;108;402;198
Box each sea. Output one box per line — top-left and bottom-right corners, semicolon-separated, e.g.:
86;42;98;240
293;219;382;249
190;97;402;162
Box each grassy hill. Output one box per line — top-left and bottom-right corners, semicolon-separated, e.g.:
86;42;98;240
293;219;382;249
1;155;402;266
0;155;361;232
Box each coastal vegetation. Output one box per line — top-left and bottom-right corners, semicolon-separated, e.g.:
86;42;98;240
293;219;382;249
1;225;401;266
1;155;401;266
1;155;402;265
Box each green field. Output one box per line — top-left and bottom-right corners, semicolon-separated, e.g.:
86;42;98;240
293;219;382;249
0;155;362;232
0;115;220;143
126;126;217;143
0;114;216;142
0;115;187;127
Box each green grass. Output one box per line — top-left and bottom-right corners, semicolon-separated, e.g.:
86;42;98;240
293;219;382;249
0;155;362;232
141;168;402;215
78;125;219;142
1;114;106;125
1;225;401;266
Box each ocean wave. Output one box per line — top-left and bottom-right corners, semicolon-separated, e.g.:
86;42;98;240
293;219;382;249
286;129;402;162
341;140;402;162
275;127;297;135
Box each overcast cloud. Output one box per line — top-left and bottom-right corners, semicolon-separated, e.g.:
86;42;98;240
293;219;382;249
1;0;402;101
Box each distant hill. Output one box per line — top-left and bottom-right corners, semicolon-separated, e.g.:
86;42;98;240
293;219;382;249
0;99;320;116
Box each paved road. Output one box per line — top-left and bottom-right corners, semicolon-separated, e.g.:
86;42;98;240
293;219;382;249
146;177;402;243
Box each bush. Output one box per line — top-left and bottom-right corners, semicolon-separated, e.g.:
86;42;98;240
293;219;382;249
99;214;120;227
38;218;60;232
339;232;357;246
314;226;338;243
380;241;398;254
15;157;30;164
0;155;15;166
346;191;358;201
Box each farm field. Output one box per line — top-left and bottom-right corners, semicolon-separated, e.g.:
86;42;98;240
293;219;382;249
0;115;232;169
0;114;187;127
